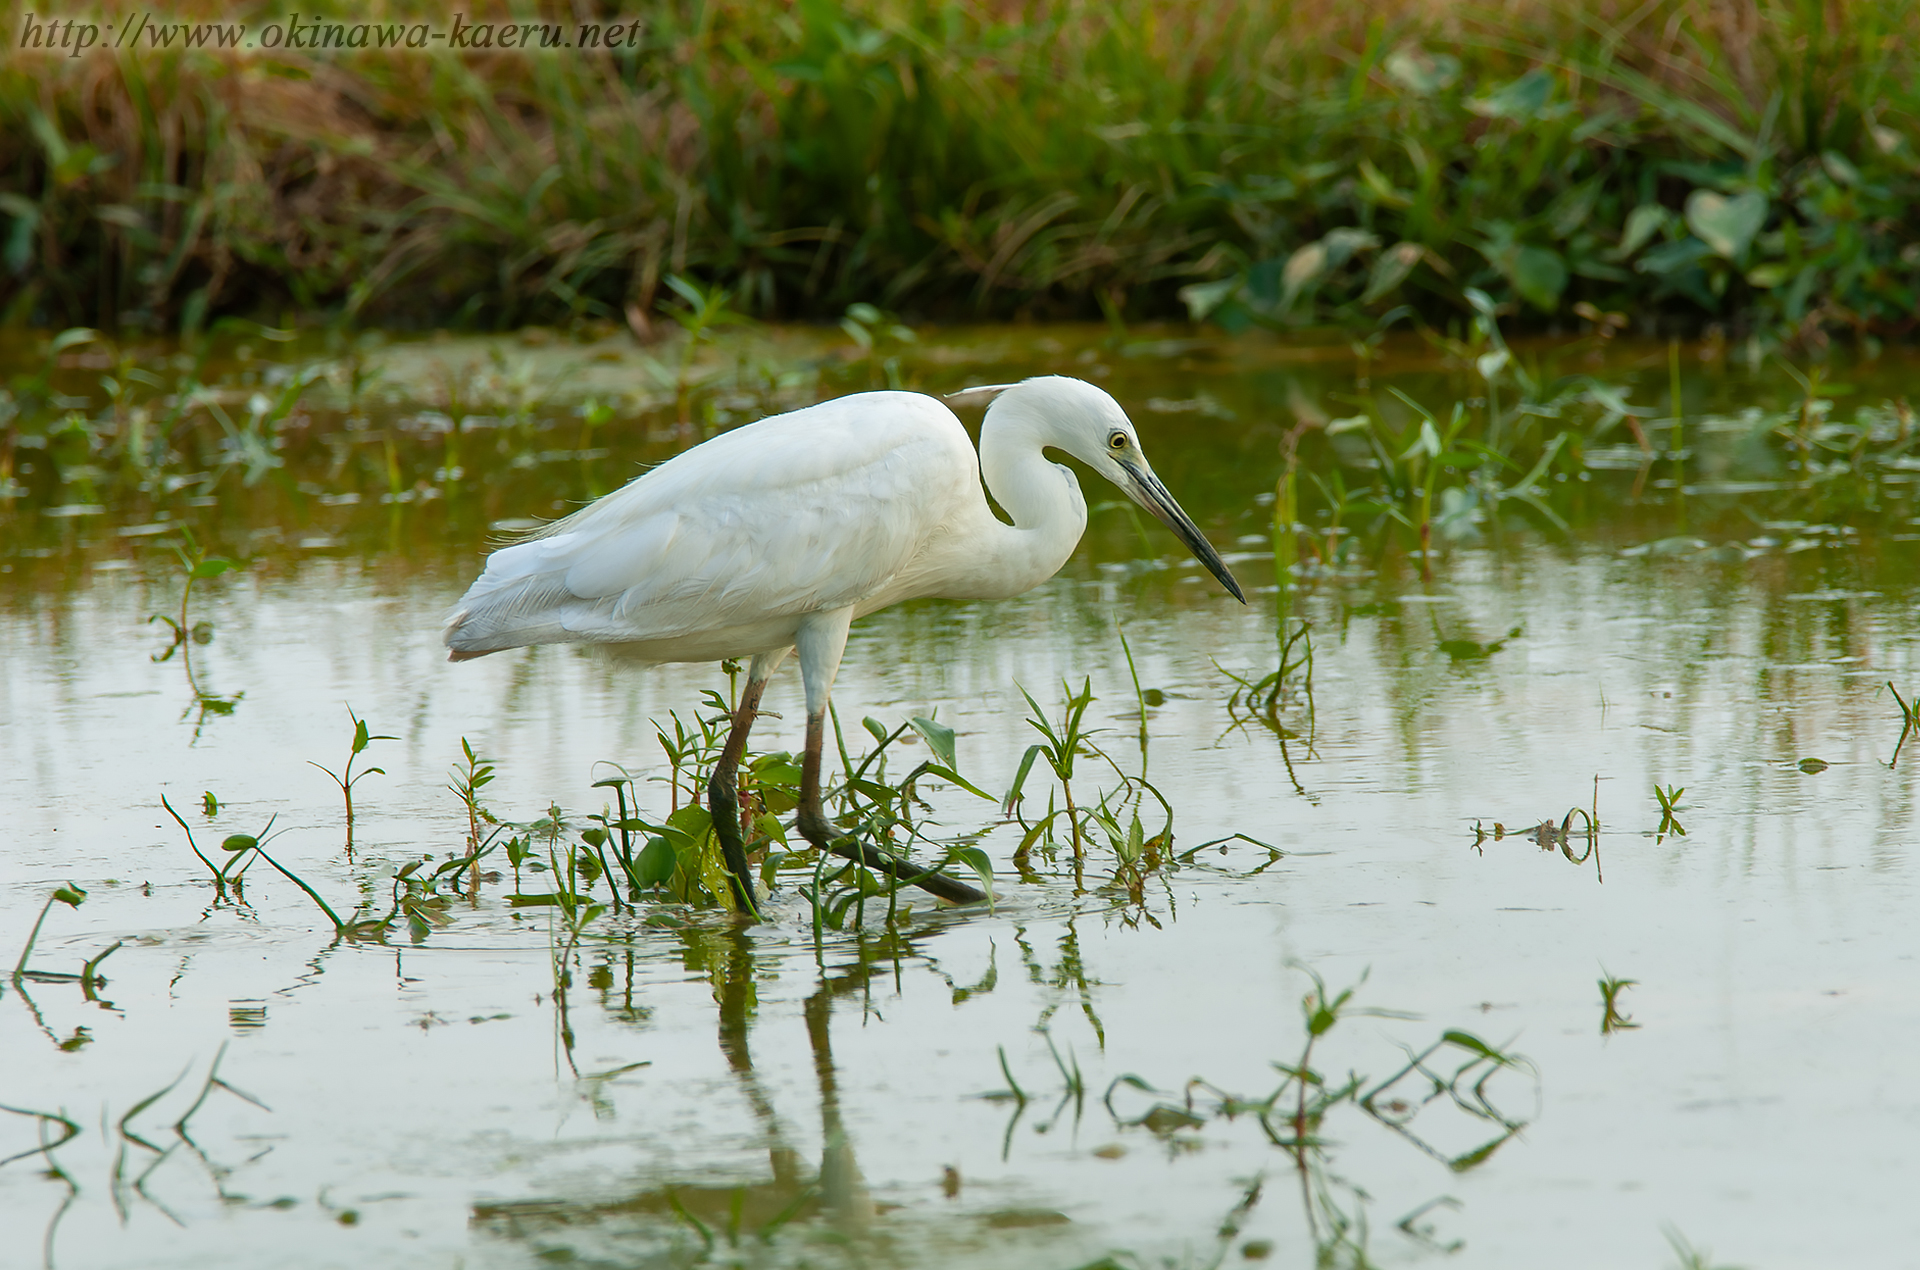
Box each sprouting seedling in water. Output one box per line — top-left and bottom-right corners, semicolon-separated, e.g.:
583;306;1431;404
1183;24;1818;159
8;883;121;1035
1888;682;1915;769
12;884;88;982
1653;783;1686;839
149;528;242;719
448;737;497;854
1006;678;1104;862
1598;973;1640;1034
309;707;396;849
162;794;270;898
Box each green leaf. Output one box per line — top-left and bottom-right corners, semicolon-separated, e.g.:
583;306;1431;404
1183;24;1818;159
1176;276;1240;322
634;836;676;886
1468;68;1553;120
848;778;897;802
908;716;958;770
1684;189;1767;261
923;765;996;801
53;885;87;907
1361;242;1423;304
1004;744;1044;812
664;804;713;842
1509;245;1568;312
862;716;890;744
221;834;258;853
750;752;805;788
191;557;234;580
1616;204;1669;257
1278;240;1328;313
951;846;996;905
1636;237;1712;277
1383;47;1459;94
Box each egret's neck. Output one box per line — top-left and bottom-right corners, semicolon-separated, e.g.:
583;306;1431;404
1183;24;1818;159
967;405;1088;596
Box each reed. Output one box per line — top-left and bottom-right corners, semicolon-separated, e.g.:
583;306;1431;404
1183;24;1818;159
1;0;1914;335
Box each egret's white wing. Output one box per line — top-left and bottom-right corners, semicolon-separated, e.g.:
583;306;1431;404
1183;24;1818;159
445;392;974;656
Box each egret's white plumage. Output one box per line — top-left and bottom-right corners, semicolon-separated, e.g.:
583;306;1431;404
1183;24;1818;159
445;375;1242;913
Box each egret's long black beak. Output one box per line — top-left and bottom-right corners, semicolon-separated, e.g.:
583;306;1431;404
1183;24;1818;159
1119;459;1247;604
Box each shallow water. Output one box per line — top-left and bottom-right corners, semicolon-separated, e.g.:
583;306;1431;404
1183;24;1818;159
2;324;1917;1269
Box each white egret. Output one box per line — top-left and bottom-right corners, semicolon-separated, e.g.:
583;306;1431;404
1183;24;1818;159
445;375;1244;916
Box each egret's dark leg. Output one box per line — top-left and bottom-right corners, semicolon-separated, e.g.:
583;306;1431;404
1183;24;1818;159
710;653;786;918
792;608;985;906
797;708;987;906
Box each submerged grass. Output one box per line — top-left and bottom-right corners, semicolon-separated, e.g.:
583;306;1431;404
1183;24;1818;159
3;0;1919;338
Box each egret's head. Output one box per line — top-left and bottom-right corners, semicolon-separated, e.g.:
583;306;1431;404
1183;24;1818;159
983;376;1246;604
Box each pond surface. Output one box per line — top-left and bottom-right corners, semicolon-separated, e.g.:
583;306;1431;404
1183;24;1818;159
2;323;1917;1269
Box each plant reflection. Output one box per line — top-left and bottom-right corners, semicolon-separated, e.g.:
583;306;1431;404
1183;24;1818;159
479;923;942;1262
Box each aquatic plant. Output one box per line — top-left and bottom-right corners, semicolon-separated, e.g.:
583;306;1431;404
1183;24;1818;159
161;794;263;898
10;883;88;982
148;528;243;722
1654;783;1688;839
307;707;396;849
447;737;497;854
1599;973;1641;1034
1003;968;1534;1265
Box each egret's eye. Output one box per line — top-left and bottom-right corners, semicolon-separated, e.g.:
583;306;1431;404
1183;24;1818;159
1107;431;1129;452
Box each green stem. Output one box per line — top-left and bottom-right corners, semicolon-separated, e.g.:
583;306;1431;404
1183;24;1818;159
12;895;58;979
250;846;347;932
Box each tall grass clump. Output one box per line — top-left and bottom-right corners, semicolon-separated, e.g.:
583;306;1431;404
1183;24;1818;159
2;0;1917;338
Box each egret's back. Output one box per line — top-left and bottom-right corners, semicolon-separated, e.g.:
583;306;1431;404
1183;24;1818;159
444;392;978;662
